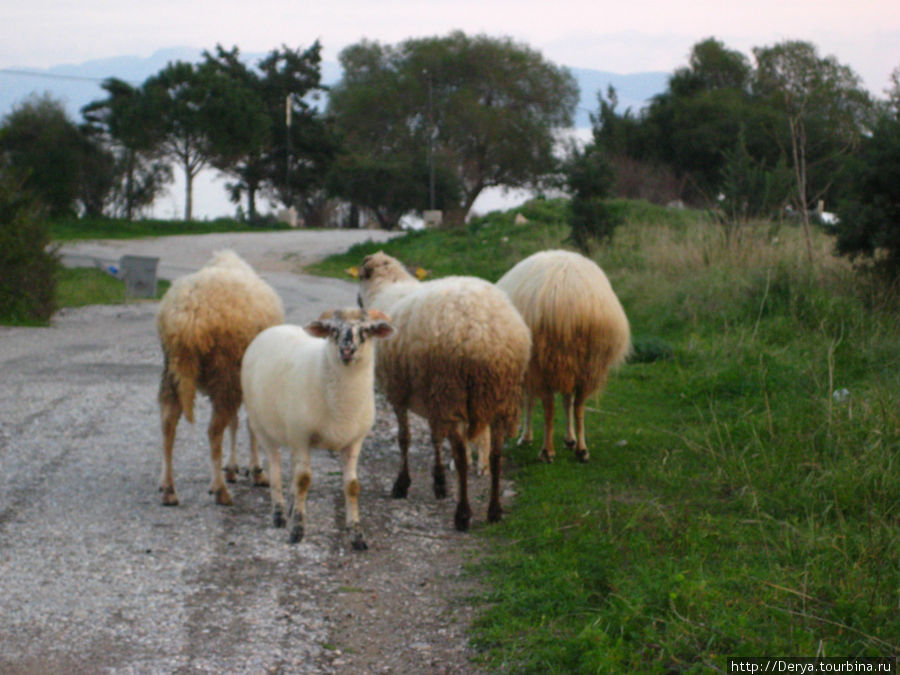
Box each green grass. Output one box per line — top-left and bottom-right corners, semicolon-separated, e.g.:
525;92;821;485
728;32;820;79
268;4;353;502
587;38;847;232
56;267;170;307
48;215;289;241
311;200;900;672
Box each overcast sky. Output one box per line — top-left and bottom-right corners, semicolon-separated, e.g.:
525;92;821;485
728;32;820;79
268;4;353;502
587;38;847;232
4;0;899;94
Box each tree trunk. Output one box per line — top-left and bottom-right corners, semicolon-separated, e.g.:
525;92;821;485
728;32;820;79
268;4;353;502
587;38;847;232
183;164;193;221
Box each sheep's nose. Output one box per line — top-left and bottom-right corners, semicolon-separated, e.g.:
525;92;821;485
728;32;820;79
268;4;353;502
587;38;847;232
340;347;355;363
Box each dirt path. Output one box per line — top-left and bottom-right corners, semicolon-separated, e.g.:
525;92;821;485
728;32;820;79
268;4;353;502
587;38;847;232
0;230;498;673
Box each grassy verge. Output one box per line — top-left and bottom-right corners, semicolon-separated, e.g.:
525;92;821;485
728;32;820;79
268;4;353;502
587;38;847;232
56;267;169;308
313;199;900;671
48;216;289;241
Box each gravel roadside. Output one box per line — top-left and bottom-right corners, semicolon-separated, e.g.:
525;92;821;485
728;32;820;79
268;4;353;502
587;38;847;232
0;230;496;673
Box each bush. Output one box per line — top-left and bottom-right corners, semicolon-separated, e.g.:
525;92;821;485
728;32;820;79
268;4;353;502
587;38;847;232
0;174;58;325
835;111;900;279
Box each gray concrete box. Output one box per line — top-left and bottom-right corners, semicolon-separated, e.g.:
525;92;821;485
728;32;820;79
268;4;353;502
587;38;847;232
119;255;159;298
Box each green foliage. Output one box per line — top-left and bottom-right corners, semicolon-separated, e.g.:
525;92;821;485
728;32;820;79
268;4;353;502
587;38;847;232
82;77;172;219
564;148;621;251
835;109;900;278
46;215;289;241
0;173;58;325
1;94;113;218
328;31;578;223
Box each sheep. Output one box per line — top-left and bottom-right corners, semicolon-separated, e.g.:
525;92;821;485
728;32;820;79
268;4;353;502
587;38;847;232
496;249;630;463
240;308;394;549
156;249;284;507
355;251;531;531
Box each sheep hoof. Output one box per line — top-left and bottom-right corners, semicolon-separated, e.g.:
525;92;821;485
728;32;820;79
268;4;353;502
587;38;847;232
211;486;233;506
538;449;554;464
574;449;590;463
564;439;577;450
350;531;368;551
487;501;503;524
251;467;270;487
160;486;179;507
224;464;239;483
454;504;471;532
273;508;286;528
432;471;447;499
289;524;304;544
391;473;411;499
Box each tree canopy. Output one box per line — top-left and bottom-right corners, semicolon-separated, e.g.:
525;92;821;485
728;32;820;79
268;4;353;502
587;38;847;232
328;31;578;225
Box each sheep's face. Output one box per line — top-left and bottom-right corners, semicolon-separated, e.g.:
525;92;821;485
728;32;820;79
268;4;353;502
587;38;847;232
306;308;394;365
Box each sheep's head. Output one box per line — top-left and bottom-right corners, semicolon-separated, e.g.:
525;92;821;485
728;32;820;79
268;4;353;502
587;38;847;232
306;308;394;365
351;251;421;310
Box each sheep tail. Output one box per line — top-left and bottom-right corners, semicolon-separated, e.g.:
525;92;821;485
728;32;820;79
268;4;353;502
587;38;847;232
166;350;199;424
176;371;198;425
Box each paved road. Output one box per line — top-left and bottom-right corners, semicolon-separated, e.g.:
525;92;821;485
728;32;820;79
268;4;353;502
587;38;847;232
0;230;485;673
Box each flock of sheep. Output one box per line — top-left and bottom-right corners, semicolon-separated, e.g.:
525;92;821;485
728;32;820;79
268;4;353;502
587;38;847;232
155;246;630;549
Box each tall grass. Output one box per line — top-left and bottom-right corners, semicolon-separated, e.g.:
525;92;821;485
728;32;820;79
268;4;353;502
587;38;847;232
442;205;900;671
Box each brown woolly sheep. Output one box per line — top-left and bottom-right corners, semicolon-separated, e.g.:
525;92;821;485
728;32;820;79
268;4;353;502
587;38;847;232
496;249;630;463
156;250;284;506
355;251;531;531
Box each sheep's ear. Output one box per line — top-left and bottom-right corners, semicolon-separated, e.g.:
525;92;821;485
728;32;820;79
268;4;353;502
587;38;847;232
346;266;359;279
367;309;390;322
305;320;334;338
365;321;394;339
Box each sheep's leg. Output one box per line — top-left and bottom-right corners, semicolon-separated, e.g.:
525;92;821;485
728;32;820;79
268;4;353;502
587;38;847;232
246;419;269;487
563;393;577;450
158;386;181;507
573;388;590;463
517;392;534;445
287;445;312;544
264;440;287;529
207;405;234;506
487;428;505;524
471;426;490;477
431;431;448;499
449;427;471;531
339;441;368;551
223;414;240;483
391;406;412;499
538;391;556;463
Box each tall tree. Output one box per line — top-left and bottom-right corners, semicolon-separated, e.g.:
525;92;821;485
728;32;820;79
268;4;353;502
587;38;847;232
0;94;112;218
254;43;335;223
82;78;171;219
835;68;900;278
753;40;873;262
329;31;578;225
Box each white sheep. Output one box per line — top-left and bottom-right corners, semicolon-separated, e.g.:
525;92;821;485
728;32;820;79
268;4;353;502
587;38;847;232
355;252;531;531
156;250;284;506
240;308;394;549
496;249;630;462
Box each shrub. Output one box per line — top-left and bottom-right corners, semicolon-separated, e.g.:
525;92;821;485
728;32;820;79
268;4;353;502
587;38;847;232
0;173;58;325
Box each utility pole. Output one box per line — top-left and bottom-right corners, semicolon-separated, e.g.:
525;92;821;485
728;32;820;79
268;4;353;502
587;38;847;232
285;94;293;208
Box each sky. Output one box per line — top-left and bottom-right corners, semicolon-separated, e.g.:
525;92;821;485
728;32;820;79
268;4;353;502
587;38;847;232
4;0;899;94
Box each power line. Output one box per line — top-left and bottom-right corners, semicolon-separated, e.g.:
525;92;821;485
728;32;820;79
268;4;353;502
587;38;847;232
0;68;140;85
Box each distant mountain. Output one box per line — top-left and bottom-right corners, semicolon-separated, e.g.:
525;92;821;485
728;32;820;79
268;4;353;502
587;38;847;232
1;48;666;128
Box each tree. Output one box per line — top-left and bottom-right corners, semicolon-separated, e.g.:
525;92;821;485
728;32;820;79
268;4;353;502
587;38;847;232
0;169;57;324
0;94;112;218
329;31;578;225
564;146;620;252
82;78;172;219
254;43;335;223
835;86;900;278
753;40;873;262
